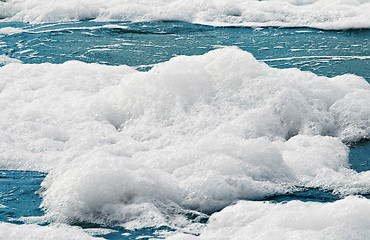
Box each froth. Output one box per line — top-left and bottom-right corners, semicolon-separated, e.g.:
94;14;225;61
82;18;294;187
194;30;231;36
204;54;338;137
0;54;22;66
0;222;101;240
0;47;369;228
1;0;369;29
168;196;370;240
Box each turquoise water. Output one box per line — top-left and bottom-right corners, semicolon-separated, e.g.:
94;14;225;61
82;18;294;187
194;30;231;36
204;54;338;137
1;22;369;81
349;141;370;173
0;171;45;223
0;21;369;239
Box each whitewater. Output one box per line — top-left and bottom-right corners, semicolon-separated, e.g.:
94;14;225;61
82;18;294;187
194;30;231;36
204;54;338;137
0;1;370;240
1;0;370;29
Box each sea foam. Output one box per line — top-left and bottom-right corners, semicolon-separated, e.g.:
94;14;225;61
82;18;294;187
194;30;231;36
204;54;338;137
168;196;370;240
0;47;369;228
0;26;23;35
0;0;369;29
0;222;101;240
0;54;22;66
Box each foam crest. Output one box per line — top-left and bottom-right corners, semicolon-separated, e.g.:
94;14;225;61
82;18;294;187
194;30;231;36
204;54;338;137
168;196;370;240
1;0;369;29
0;47;369;228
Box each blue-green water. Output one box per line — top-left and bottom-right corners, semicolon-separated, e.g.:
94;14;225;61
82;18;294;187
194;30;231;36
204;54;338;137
349;141;370;173
1;22;369;81
0;21;369;239
0;171;45;223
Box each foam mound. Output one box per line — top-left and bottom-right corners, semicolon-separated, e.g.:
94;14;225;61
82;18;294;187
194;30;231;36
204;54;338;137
0;47;369;228
1;0;369;29
168;196;370;240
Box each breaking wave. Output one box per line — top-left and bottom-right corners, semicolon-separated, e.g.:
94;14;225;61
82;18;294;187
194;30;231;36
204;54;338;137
1;0;369;29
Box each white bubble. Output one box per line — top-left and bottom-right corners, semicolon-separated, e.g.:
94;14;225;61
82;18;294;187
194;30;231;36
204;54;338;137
0;0;369;29
0;47;369;228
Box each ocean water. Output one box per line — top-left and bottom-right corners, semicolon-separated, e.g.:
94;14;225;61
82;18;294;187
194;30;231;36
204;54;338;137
1;1;370;239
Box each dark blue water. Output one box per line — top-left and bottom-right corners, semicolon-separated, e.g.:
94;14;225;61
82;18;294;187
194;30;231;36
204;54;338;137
0;21;369;239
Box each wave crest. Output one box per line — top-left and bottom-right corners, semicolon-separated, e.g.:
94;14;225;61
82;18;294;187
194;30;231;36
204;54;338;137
1;0;369;29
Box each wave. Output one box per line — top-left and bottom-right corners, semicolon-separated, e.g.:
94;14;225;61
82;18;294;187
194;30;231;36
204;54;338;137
1;0;369;29
1;47;369;229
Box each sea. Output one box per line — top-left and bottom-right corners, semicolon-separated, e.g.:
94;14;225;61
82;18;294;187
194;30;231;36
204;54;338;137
0;0;369;239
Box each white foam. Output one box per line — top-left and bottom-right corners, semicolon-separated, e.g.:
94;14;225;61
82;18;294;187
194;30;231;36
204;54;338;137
1;0;369;29
26;24;129;34
0;222;102;240
262;55;370;62
0;47;369;228
168;196;370;240
83;228;118;236
0;55;22;65
0;26;23;35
